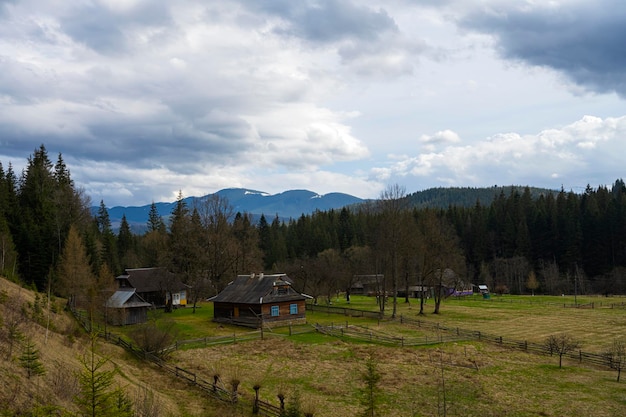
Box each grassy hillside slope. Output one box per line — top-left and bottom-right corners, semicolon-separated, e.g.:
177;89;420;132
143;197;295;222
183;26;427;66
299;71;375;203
0;277;240;416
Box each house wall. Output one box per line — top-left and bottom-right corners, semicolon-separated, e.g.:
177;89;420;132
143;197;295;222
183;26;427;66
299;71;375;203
213;300;306;327
166;290;188;306
108;307;148;326
260;300;306;322
214;303;262;319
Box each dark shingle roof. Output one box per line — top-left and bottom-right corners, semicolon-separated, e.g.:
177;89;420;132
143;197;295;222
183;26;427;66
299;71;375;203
209;273;305;304
116;267;187;292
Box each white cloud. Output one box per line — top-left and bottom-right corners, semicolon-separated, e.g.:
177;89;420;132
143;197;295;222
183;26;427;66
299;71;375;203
0;1;624;206
376;115;626;190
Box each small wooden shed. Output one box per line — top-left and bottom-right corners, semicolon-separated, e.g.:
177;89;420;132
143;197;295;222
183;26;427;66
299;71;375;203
106;289;152;325
208;273;308;328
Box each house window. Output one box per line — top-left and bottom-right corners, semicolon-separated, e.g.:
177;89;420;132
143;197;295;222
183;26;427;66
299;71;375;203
271;305;279;317
290;304;298;315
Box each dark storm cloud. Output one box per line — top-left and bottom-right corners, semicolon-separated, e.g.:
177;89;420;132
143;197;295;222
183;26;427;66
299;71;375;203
459;1;626;96
246;0;398;43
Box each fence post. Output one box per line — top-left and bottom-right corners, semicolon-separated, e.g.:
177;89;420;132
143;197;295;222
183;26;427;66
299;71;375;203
278;393;285;412
253;385;260;414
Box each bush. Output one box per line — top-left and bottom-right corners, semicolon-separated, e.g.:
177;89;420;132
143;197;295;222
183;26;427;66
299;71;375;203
129;318;178;358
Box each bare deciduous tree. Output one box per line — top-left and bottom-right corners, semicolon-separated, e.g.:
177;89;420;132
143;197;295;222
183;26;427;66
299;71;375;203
376;184;408;318
417;211;465;314
194;194;241;300
605;339;626;382
545;334;581;368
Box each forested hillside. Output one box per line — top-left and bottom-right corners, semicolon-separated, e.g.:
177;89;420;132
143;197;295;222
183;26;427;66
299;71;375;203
405;185;555;208
1;146;626;317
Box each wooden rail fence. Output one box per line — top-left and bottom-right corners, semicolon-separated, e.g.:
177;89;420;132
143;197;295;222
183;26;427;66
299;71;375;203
69;308;285;416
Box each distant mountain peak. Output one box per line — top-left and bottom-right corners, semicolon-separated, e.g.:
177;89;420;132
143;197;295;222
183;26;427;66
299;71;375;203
97;188;364;234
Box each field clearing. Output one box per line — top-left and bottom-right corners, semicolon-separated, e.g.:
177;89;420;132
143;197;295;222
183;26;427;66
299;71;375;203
172;334;626;417
162;295;626;416
313;294;626;353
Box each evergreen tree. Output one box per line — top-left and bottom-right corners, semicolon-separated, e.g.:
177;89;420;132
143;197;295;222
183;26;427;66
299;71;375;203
117;214;136;268
258;214;271;269
0;215;18;280
164;191;192;312
96;200;120;275
359;354;381;417
146;201;165;233
75;333;123;416
5;146;90;288
15;145;57;289
19;336;46;378
52;152;92;255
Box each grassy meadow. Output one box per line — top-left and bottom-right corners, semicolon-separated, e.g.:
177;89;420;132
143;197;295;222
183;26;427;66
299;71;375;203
147;294;626;416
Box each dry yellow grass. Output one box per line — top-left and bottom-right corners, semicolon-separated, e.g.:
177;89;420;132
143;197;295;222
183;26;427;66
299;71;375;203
172;334;626;417
0;277;238;416
4;278;626;417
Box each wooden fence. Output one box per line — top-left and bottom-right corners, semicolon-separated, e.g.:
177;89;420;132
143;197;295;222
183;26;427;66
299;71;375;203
395;315;620;371
70;302;622;416
306;303;384;319
314;323;466;347
308;306;622;373
69;308;286;416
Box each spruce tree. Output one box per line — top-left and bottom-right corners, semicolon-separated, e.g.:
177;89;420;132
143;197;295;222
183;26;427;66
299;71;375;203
16;145;57;289
19;336;46;378
96;200;120;275
75;333;123;416
147;201;165;233
117;214;136;267
359;354;381;417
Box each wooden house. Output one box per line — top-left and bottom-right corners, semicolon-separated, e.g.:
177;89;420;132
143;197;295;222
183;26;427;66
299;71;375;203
105;289;152;325
208;273;308;328
350;274;384;296
114;267;189;308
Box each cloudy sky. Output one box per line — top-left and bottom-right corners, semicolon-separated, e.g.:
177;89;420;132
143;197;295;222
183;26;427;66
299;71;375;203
1;0;625;207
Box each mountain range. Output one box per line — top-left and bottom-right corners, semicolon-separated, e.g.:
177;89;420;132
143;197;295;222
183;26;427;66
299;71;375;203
99;185;557;233
100;188;365;233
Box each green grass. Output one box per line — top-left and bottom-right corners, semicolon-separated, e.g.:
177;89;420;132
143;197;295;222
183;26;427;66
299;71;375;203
102;294;626;416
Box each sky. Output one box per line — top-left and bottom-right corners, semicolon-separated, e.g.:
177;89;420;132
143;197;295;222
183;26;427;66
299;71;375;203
1;0;625;207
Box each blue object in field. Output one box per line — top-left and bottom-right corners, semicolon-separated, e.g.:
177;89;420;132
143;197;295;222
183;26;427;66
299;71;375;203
483;293;490;299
